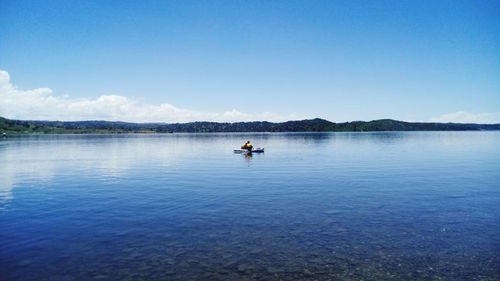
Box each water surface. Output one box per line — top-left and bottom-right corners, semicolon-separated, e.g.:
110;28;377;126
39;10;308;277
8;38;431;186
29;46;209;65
1;132;499;280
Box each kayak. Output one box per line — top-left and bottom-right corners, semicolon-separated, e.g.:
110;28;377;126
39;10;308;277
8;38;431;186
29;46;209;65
234;148;265;153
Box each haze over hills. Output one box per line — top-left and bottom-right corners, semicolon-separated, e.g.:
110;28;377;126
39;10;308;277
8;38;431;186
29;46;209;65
1;116;500;134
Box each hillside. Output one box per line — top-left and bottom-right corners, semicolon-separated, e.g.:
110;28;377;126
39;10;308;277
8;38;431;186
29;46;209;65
1;116;499;134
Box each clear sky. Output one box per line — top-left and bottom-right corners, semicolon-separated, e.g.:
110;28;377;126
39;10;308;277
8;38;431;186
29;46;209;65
1;0;499;123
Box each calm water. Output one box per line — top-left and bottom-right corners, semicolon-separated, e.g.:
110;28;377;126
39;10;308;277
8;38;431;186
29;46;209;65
0;132;499;281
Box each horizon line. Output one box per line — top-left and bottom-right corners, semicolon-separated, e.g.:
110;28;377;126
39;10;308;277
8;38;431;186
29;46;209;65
2;116;499;126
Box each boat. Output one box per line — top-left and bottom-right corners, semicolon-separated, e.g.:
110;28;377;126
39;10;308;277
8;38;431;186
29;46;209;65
233;148;264;153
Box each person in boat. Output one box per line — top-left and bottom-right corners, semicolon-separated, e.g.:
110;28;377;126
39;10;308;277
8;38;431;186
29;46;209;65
241;141;253;151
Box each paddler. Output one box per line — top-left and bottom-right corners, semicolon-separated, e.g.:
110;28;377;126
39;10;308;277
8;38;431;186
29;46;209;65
241;140;253;151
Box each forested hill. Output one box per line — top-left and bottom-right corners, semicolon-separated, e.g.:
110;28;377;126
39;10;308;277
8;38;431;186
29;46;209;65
1;116;499;134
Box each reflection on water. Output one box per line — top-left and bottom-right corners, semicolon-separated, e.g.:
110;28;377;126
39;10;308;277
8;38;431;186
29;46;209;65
0;132;499;280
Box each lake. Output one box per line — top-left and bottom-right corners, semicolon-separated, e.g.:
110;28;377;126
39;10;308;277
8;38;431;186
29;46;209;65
0;132;499;280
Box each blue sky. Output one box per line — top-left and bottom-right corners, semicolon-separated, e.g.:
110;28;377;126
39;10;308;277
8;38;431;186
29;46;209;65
0;0;499;123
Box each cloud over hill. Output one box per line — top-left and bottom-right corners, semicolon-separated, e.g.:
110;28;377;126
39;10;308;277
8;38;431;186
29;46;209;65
0;70;299;123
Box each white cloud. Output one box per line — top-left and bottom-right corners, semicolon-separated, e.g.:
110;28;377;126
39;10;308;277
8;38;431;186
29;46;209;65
430;111;500;124
0;69;300;123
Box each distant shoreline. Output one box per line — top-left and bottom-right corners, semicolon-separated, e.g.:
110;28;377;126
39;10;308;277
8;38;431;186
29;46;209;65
1;116;499;134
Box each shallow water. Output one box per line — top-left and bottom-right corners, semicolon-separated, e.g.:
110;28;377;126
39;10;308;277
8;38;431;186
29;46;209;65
0;132;499;280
